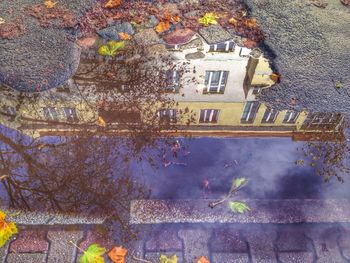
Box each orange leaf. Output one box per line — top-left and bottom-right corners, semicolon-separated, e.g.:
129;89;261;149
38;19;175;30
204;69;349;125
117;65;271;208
96;116;106;127
155;21;171;33
270;73;281;82
244;18;257;28
44;0;57;8
118;32;131;40
105;0;121;8
108;246;128;263
197;256;210;263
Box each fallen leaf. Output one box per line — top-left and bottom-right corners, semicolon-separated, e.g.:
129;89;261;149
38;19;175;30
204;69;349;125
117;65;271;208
159;254;178;263
197;256;210;263
118;32;131;40
96;117;106;127
229;201;251;214
341;0;350;6
79;244;106;263
0;210;18;248
155;21;171;33
233;178;247;189
0;17;5;25
105;0;121;8
44;0;57;8
198;12;219;26
228;17;238;26
270;73;280;82
77;37;97;49
98;40;125;56
244;18;257;28
108;246;128;263
243;39;257;48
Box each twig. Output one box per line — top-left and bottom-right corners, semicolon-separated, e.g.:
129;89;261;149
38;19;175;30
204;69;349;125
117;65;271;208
68;241;85;253
132;255;152;263
209;181;247;208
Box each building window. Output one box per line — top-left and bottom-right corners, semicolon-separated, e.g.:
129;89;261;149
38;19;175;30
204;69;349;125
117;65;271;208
204;71;228;93
165;70;180;93
283;110;299;123
209;41;234;52
241;101;260;123
2;105;16;116
199;109;219;123
63;107;79;122
262;108;278;123
158;109;177;123
43;107;59;121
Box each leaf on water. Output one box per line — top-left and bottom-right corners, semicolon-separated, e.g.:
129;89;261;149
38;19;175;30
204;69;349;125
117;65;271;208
108;246;127;263
198;13;219;26
0;211;18;248
118;32;131;40
229;201;251;214
79;244;106;263
159;253;178;263
155;21;171;33
105;0;122;8
233;177;246;189
197;256;210;263
44;0;57;8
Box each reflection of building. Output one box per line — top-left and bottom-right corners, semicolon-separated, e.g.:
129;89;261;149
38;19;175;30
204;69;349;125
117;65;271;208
0;25;345;140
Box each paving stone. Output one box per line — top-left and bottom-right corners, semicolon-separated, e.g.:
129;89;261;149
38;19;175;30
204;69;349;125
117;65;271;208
145;252;183;263
145;229;182;251
0;239;10;263
134;29;160;46
6;253;46;263
212;252;249;263
338;226;350;260
178;229;211;263
276;227;308;251
78;230;113;251
47;230;84;263
242;227;277;263
210;228;247;253
278;252;314;263
97;22;135;41
9;230;48;253
305;226;347;263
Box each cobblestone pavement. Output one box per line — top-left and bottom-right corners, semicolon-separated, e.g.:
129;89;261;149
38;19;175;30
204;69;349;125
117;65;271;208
2;223;350;263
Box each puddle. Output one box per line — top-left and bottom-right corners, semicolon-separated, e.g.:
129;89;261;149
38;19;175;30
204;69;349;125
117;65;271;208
0;0;349;262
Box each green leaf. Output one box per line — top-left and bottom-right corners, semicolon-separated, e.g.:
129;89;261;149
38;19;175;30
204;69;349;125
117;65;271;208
98;45;113;56
229;201;251;214
107;40;125;54
159;253;178;263
79;244;106;263
198;12;219;26
233;177;246;189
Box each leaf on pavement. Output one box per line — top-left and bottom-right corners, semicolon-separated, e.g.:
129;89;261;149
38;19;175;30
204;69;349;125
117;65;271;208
233;177;247;189
228;17;238;26
197;256;210;263
0;210;18;248
155;21;171;33
0;17;5;25
79;244;106;263
229;201;251;214
108;246;128;263
198;13;219;26
105;0;122;8
44;0;57;8
118;32;131;40
159;253;178;263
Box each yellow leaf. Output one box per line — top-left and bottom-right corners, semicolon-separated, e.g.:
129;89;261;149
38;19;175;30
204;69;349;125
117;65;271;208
0;17;5;25
118;32;131;40
197;256;210;263
105;0;121;8
108;246;128;263
155;21;171;33
96;117;106;127
44;0;57;8
0;210;18;248
198;13;219;26
228;17;238;26
79;244;106;263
